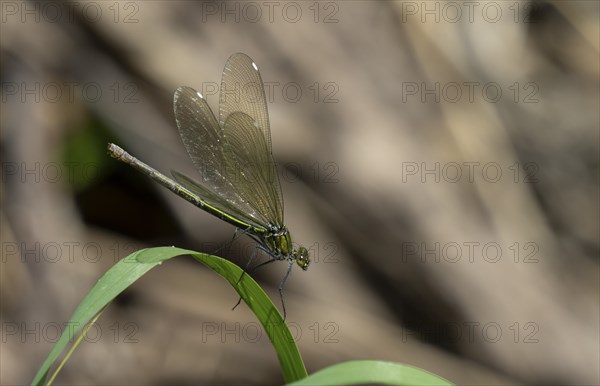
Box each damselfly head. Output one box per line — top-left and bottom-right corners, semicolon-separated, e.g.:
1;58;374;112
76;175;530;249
293;246;310;271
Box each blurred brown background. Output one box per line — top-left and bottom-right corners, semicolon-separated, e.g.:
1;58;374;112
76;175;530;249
1;1;598;385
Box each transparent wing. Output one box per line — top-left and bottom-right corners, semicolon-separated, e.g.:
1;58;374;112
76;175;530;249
220;53;272;150
173;86;266;227
171;170;265;229
223;112;284;226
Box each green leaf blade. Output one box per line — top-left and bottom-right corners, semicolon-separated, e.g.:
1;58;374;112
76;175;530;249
32;248;169;385
286;360;454;386
32;247;306;385
185;249;307;383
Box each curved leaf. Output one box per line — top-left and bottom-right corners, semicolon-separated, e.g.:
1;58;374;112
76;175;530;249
32;247;306;385
286;360;454;386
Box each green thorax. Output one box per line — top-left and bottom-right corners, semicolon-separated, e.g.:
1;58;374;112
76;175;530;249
262;225;310;270
263;226;293;258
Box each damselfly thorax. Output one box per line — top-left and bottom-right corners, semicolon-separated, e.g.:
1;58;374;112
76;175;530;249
257;225;309;269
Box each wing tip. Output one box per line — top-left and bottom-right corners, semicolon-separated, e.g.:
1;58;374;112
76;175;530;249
174;86;205;108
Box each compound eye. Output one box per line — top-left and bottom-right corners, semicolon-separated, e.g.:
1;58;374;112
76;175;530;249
295;246;310;270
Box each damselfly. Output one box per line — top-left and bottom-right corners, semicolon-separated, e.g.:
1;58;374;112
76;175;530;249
108;53;309;318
